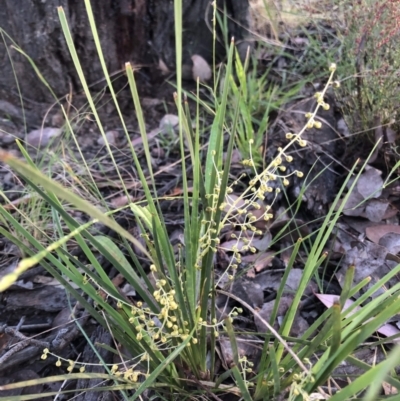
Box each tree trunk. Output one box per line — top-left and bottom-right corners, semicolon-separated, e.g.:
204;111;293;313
0;0;250;117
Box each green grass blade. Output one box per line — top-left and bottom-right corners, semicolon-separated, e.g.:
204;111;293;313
328;299;342;359
328;346;400;401
311;292;400;390
129;328;194;400
57;5;130;198
269;345;281;396
225;318;253;401
0;150;148;253
340;264;355;309
276;158;360;362
22;176;158;311
204;38;235;193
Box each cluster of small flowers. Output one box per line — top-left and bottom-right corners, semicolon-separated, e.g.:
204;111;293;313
124;267;198;348
110;355;149;382
288;359;315;400
86;265;191;349
118;367;144;382
41;348;85;373
41;348;150;383
215;64;338;279
239;355;255;388
39;310;245;381
89;266;189;349
196;167;226;268
263;366;286;388
197;307;244;337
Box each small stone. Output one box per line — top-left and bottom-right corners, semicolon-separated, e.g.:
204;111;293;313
51;111;65;127
97;130;118;146
26;127;62;148
159;114;179;134
0;133;18;145
0;119;22;145
191;54;212;83
158;58;170;75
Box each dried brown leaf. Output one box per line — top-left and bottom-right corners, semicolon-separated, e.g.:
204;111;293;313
316;293;400;343
361;199;389;222
111;195;136;208
366;224;400;244
243;251;274;276
357;167;383;199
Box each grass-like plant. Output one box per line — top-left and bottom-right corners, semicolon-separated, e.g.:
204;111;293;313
228;50;305;168
335;0;400;138
1;1;400;400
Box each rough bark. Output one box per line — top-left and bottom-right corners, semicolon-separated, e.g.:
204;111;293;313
0;0;250;110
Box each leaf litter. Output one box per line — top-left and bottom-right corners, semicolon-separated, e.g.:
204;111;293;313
1;41;400;401
1;103;398;399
